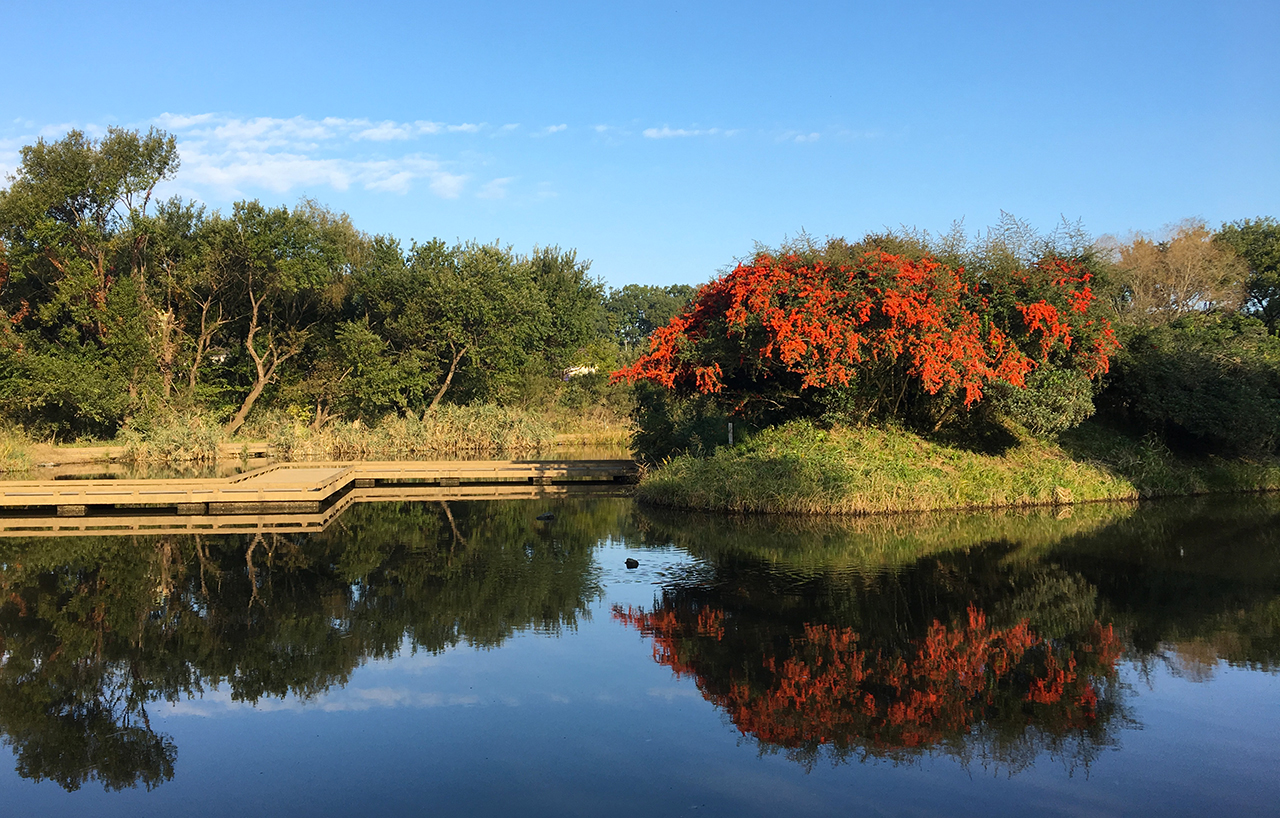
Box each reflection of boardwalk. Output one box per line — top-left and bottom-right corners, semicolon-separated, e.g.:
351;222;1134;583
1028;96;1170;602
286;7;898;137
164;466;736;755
0;460;637;537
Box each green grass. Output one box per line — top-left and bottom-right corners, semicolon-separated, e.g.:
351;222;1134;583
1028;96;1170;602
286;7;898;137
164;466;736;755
636;420;1280;515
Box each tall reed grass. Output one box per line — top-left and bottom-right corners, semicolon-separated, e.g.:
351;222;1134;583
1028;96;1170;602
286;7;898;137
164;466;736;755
118;413;224;463
266;405;556;460
114;405;561;462
0;428;31;474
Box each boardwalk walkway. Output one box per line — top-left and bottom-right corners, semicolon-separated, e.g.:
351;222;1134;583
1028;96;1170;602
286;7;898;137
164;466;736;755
0;460;637;536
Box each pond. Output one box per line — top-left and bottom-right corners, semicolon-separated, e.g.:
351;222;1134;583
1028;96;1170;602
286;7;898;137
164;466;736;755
0;494;1277;816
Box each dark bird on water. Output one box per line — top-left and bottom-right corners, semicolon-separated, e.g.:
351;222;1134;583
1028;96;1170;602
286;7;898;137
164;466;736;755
536;512;555;521
625;558;640;569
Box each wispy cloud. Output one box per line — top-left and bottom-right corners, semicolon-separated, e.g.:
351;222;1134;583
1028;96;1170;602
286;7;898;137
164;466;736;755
537;124;567;136
477;176;516;199
642;126;733;139
149;113;480;198
778;130;821;143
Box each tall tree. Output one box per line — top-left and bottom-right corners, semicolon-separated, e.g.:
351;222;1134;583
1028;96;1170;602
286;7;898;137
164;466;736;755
1110;220;1247;325
605;284;696;348
206;201;348;435
1216;217;1280;331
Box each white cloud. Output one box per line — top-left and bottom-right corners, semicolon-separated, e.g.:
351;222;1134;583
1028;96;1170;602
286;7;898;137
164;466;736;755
142;113;485;199
539;124;567;136
642;126;728;139
155;113;485;151
173;140;466;198
355;120;415;141
427;171;468;198
155;112;215;129
159;684;483;718
477;176;515;199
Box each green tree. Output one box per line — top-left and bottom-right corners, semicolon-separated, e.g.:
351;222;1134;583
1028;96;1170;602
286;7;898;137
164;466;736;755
0;128;181;435
605;283;696;349
203;201;354;434
1216;217;1280;331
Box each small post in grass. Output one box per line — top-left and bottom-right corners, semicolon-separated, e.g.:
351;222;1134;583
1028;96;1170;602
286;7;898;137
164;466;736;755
728;422;734;446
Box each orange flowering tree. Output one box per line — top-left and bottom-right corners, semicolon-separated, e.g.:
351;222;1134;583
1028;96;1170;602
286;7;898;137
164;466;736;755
613;249;1118;434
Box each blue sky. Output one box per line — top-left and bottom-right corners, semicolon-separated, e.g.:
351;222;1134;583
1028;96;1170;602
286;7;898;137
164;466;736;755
2;0;1276;287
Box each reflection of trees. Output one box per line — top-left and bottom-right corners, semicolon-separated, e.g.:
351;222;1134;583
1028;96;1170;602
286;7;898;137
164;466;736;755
613;553;1125;772
1044;496;1280;673
620;495;1280;770
0;498;630;791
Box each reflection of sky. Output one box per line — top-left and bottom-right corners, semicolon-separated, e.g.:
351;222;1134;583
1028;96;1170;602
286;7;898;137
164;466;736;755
3;542;1279;817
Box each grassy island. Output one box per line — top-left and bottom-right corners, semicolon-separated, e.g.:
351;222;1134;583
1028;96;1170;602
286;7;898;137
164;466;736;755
636;420;1280;515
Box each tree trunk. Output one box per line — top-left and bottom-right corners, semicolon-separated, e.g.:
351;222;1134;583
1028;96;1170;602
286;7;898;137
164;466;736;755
225;292;270;436
224;291;302;436
189;298;226;395
428;344;468;411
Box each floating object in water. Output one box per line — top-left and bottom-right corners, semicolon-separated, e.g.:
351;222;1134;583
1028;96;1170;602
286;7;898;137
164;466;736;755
625;558;639;569
536;512;555;521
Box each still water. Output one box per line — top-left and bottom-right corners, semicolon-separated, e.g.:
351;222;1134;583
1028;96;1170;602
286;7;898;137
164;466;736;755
0;495;1277;816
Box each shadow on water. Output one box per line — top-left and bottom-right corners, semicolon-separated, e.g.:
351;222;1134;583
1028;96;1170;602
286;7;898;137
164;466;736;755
0;493;1278;791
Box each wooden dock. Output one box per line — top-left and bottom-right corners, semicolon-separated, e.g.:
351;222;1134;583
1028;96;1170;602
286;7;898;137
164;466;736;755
0;482;626;538
0;460;638;534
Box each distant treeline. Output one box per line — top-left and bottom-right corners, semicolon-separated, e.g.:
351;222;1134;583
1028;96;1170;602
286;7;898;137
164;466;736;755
0;127;694;439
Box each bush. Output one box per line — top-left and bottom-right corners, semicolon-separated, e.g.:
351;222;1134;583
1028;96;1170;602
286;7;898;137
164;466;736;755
1100;314;1280;454
631;382;734;462
990;366;1096;438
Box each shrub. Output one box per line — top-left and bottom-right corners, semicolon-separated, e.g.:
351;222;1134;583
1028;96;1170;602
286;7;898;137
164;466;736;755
990;366;1096;438
1100;313;1280;454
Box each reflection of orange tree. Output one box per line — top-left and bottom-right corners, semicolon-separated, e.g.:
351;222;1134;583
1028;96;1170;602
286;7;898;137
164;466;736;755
614;602;1121;765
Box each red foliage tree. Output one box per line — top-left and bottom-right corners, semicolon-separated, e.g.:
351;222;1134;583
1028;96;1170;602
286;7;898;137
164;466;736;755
613;250;1119;424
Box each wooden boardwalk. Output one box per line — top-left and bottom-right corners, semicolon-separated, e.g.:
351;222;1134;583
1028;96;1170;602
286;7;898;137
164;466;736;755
0;482;626;538
0;460;638;529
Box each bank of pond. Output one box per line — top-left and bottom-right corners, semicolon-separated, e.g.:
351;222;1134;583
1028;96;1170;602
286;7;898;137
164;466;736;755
0;494;1276;815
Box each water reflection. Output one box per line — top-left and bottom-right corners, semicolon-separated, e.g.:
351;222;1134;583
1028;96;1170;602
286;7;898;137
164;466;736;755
0;499;632;791
0;494;1277;795
618;497;1280;770
612;565;1125;772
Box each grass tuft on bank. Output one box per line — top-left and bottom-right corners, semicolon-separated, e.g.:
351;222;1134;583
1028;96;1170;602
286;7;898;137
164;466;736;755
636;420;1280;515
